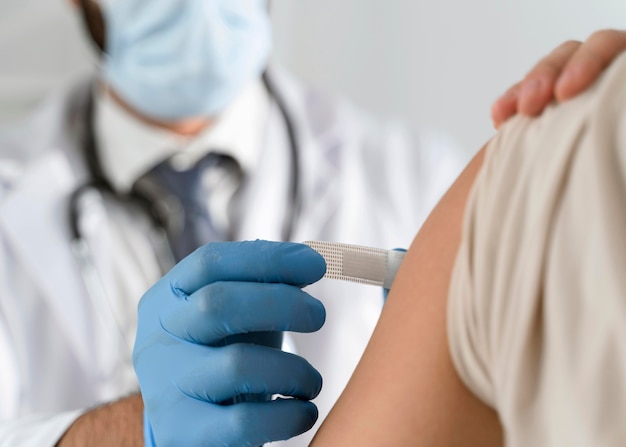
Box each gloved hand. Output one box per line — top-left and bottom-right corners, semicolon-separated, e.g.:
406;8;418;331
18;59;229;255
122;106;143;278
133;240;327;447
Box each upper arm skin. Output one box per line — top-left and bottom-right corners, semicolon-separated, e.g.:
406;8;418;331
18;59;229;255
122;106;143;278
311;147;503;446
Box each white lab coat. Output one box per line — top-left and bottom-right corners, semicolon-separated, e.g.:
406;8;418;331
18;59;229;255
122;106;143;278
0;66;464;446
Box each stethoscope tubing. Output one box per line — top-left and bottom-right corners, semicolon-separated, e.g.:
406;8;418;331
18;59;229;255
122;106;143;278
70;69;300;246
68;69;301;354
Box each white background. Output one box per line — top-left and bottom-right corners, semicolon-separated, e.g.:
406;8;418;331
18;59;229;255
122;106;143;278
0;0;625;154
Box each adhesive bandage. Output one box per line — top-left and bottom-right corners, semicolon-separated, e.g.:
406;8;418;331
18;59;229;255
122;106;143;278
303;241;406;289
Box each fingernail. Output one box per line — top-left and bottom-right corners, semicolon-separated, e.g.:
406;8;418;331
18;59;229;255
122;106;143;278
555;66;581;100
502;86;520;100
520;77;550;114
521;78;543;97
491;98;510;129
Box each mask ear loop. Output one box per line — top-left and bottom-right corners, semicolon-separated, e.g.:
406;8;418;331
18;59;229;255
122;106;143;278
77;0;107;54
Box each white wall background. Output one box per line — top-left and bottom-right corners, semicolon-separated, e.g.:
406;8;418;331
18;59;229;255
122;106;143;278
0;0;94;125
271;0;626;154
0;0;625;154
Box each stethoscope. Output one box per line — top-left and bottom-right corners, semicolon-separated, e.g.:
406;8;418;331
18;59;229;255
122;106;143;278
68;70;302;351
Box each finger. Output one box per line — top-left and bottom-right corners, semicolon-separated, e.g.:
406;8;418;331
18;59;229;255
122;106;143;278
167;240;327;295
162;282;326;344
175;343;323;403
518;40;581;116
491;82;521;129
225;399;319;445
555;29;626;101
151;397;318;446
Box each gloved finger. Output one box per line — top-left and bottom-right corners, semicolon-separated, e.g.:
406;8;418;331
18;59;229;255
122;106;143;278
490;81;521;129
175;343;323;403
162;282;326;344
555;29;626;102
517;39;581;117
153;397;318;447
166;240;326;296
222;399;319;445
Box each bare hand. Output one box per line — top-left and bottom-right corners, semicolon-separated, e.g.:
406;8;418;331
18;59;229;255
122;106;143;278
491;29;626;129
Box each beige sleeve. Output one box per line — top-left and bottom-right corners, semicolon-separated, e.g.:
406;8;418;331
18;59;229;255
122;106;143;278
448;53;626;447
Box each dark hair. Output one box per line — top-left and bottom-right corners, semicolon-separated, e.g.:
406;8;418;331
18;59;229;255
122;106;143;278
78;0;106;53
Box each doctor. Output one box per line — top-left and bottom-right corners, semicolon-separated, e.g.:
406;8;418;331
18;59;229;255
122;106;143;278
0;0;624;445
0;1;463;445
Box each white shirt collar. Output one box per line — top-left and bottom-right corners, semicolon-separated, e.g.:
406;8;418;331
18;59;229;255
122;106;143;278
94;79;270;193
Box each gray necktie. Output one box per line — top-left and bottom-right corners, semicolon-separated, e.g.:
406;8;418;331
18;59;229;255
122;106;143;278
133;152;243;261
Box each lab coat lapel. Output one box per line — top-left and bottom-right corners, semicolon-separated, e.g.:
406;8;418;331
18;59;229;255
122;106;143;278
265;67;342;242
0;149;97;368
293;128;342;242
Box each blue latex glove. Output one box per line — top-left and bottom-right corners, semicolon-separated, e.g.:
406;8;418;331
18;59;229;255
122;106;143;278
133;240;327;447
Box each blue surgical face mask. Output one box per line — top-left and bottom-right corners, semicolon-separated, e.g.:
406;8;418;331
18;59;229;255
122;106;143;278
99;0;271;120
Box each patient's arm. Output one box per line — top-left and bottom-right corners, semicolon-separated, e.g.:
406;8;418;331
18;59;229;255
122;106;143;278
311;146;503;446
